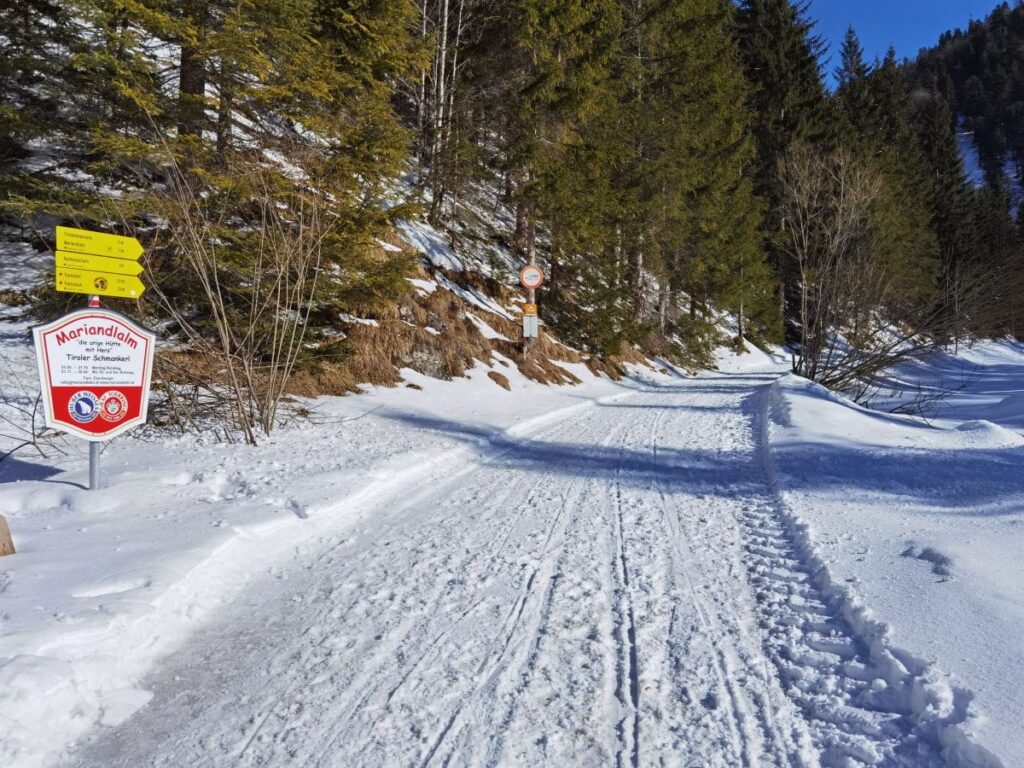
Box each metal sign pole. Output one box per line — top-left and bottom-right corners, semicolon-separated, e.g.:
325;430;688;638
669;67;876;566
88;294;101;490
527;285;535;349
89;442;100;490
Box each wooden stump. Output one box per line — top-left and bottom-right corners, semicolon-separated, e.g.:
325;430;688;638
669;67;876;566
0;514;14;557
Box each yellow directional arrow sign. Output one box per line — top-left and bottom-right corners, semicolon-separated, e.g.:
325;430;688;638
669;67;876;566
56;268;146;299
56;226;143;261
56;251;144;277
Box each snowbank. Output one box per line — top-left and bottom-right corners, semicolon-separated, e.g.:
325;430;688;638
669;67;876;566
766;348;1024;766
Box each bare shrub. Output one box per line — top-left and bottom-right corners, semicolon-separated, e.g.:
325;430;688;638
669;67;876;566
136;153;329;444
774;144;994;398
0;359;68;463
777;145;882;384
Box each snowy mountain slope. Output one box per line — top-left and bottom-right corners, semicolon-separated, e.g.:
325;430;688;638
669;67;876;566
958;129;1023;211
768;344;1024;766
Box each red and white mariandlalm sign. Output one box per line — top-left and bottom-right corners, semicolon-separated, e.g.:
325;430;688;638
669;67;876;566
33;308;156;441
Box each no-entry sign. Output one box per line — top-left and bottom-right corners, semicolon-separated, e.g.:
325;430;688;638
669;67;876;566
33;308;156;441
519;265;544;290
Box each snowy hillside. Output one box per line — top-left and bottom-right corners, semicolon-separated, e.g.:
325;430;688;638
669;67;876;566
958;129;1023;211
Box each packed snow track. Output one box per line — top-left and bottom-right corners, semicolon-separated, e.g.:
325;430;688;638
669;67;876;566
66;371;959;767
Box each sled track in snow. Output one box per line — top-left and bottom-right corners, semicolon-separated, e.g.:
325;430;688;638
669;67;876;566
743;384;995;767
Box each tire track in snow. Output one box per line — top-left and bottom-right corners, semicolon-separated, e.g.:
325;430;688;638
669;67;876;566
454;420;634;768
736;496;950;766
610;431;641;768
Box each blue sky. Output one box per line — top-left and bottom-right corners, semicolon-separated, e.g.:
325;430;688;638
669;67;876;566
808;0;1005;83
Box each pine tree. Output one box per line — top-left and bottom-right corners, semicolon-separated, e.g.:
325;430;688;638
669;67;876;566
854;50;940;311
540;121;639;356
833;27;876;141
734;0;827;201
609;0;776;354
835;26;870;90
0;1;80;167
733;0;828;335
472;0;623;263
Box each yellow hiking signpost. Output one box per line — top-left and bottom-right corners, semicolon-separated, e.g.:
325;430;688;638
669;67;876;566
55;268;146;298
53;226;146;299
56;251;144;276
56;226;144;261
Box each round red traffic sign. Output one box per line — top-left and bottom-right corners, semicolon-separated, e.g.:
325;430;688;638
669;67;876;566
520;265;544;290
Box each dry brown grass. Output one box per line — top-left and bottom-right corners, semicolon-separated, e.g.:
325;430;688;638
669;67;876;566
153;257;646;409
303;260;595;394
487;371;511;390
0;290;30;307
0;514;14;557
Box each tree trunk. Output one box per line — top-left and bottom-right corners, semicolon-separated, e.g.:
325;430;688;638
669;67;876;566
431;0;450;165
416;0;429;164
658;279;670;334
0;514;14;557
178;1;208;138
216;62;232;155
631;248;644;321
512;168;535;262
778;281;786;329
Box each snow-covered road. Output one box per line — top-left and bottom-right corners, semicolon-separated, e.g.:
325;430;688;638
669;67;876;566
63;371;963;767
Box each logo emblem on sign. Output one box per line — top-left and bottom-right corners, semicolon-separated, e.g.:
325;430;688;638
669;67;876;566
69;391;100;423
94;276;109;291
99;391;129;422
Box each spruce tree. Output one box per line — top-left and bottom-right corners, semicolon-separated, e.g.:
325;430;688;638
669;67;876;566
0;1;80;167
844;49;939;311
734;0;827;201
733;0;828;335
833;28;877;142
610;0;776;353
472;0;623;262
